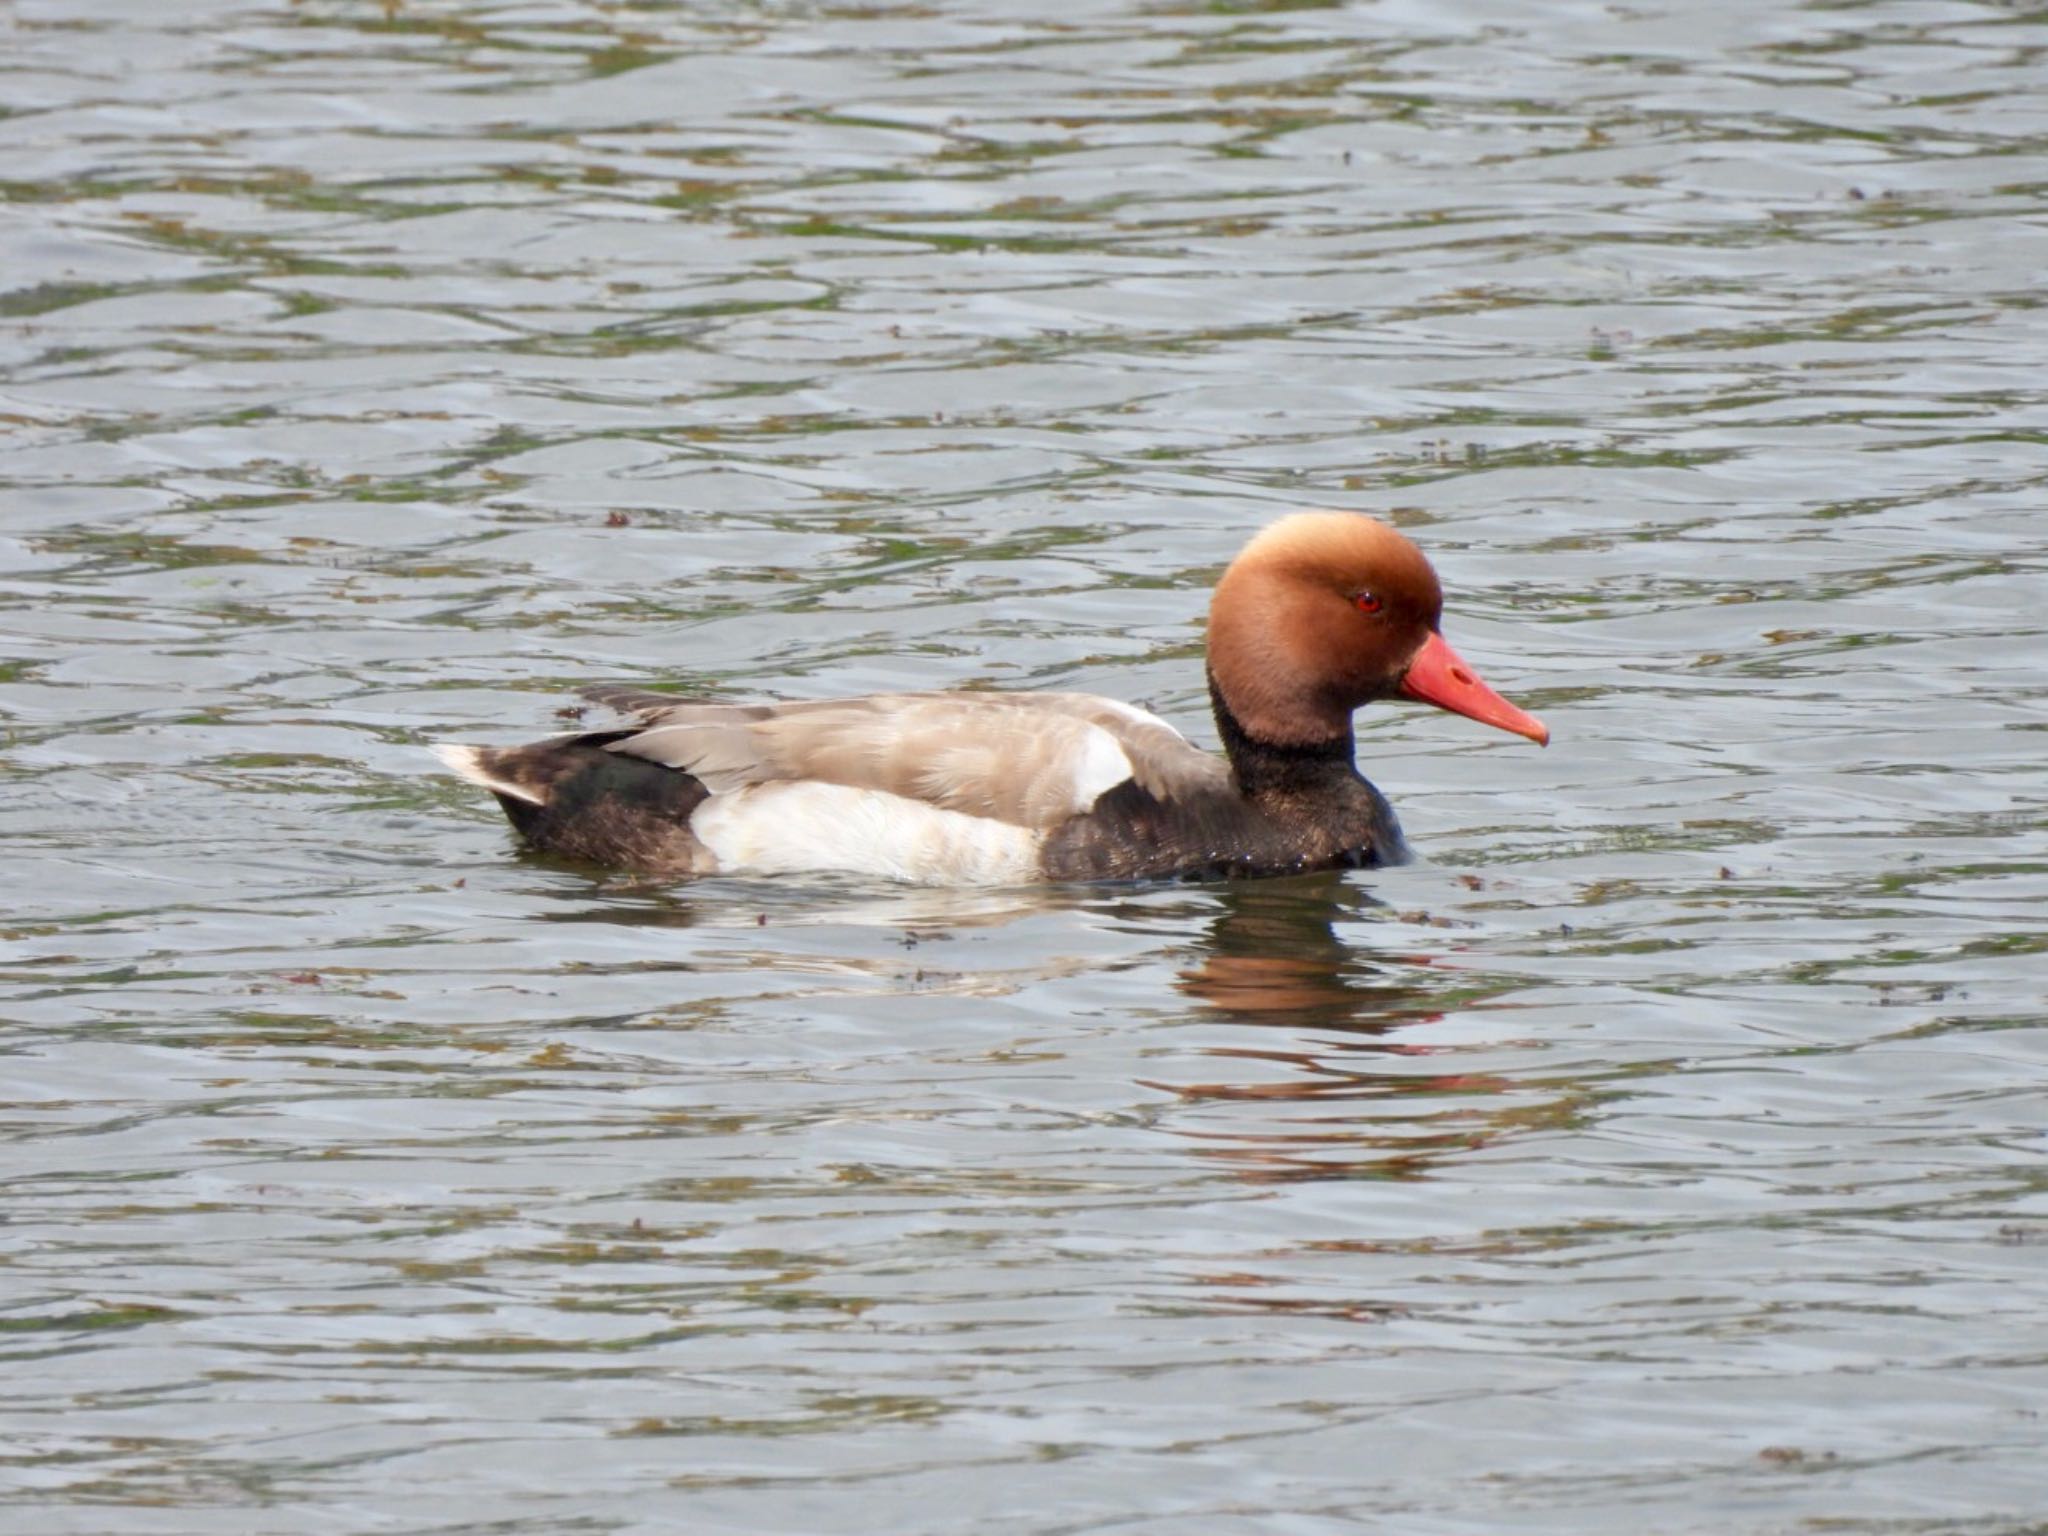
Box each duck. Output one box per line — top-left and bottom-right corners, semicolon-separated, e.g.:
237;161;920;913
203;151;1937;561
433;511;1548;884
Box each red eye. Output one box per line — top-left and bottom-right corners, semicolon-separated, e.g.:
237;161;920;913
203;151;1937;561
1353;591;1383;614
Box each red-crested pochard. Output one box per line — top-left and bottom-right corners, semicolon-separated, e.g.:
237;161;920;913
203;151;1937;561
435;512;1547;883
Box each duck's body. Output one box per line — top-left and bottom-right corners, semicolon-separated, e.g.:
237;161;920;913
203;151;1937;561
439;685;1407;884
436;513;1547;886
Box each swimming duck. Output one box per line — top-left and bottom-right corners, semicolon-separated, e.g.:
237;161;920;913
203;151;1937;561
434;512;1547;884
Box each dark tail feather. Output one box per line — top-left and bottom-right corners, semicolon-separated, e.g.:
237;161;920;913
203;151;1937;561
432;732;712;875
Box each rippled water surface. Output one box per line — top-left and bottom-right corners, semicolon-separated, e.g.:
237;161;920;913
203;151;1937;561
5;1;2047;1531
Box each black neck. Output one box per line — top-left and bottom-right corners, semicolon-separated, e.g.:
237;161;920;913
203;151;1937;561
1208;671;1361;800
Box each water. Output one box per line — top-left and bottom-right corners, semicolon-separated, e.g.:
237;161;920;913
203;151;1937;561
4;1;2047;1531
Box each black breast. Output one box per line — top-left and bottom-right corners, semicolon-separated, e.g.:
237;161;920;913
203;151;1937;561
1038;774;1409;883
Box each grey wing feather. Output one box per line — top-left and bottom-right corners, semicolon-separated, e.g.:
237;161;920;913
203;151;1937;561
581;684;755;718
598;691;1226;830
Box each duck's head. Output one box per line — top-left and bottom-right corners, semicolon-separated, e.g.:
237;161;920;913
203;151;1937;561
1207;511;1549;749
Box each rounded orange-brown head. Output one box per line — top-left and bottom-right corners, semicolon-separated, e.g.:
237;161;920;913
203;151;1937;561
1207;511;1548;749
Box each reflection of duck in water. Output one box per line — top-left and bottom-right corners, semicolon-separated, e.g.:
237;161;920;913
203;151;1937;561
1175;872;1424;1029
436;513;1547;885
1160;875;1540;1184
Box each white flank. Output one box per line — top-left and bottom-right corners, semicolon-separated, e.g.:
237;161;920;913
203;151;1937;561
1066;724;1135;812
431;742;544;806
691;782;1040;885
